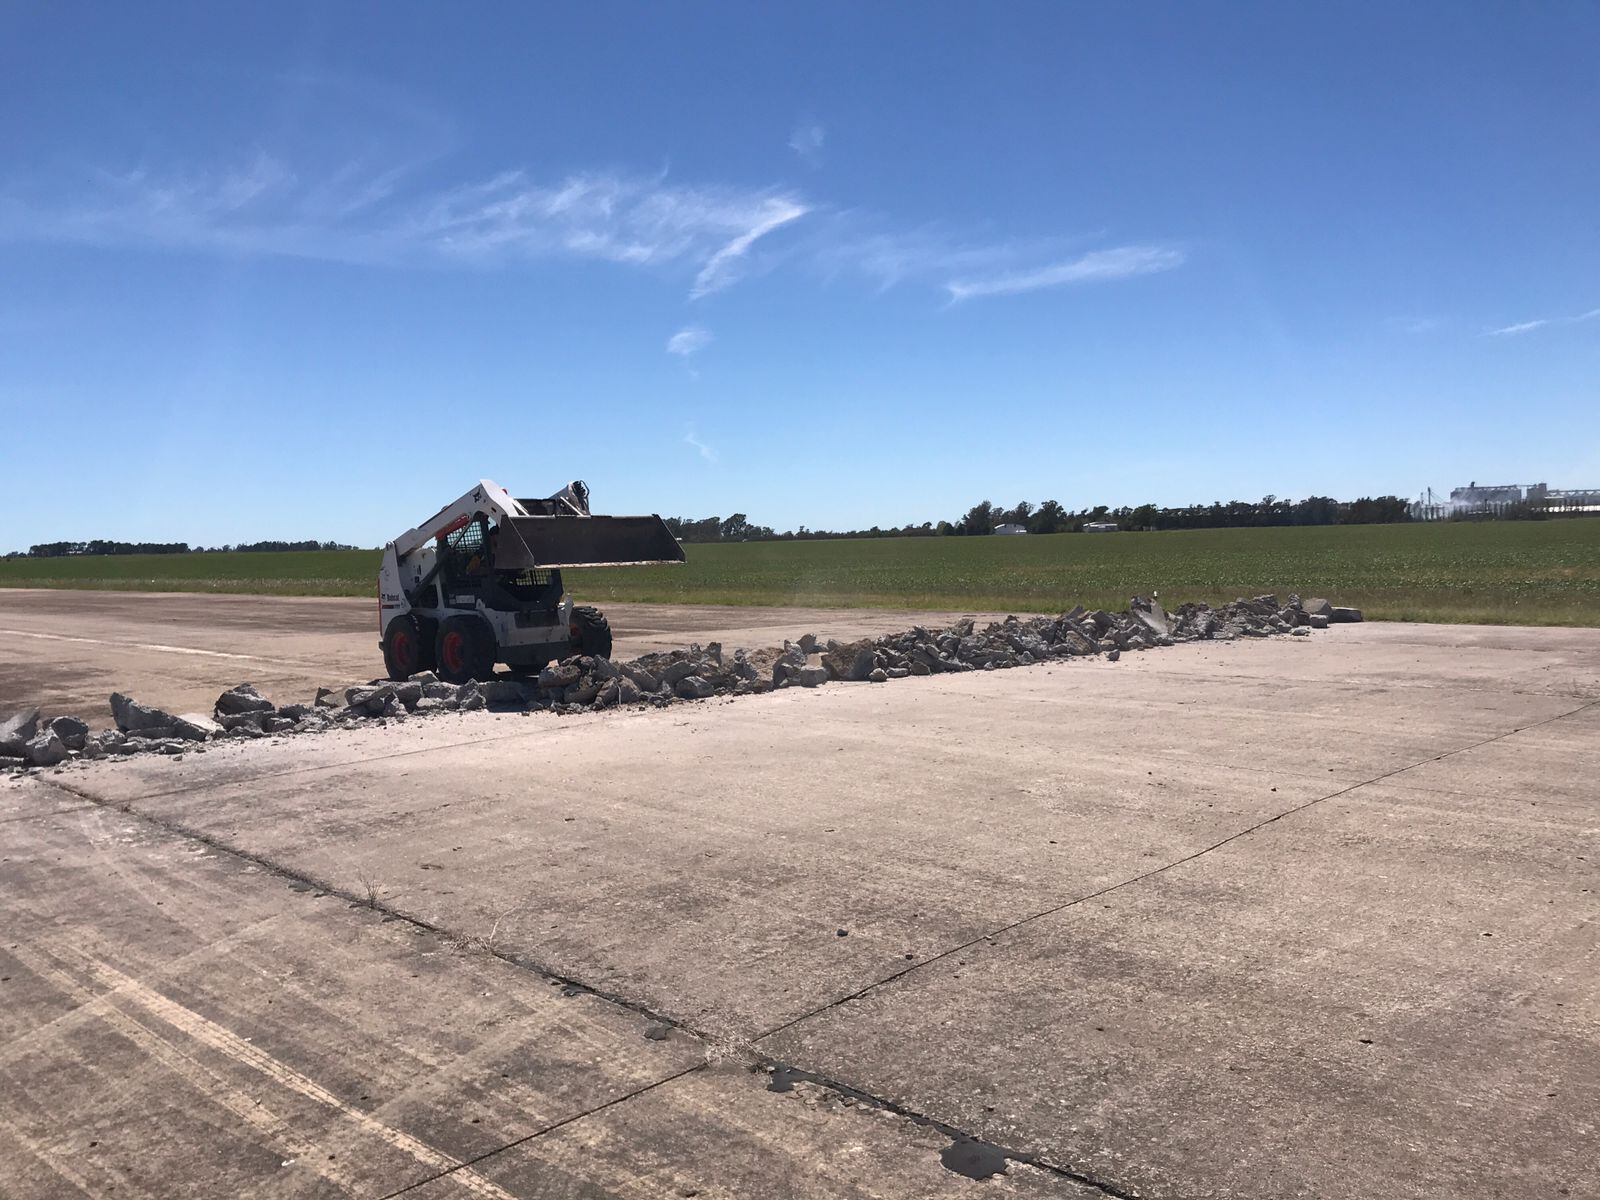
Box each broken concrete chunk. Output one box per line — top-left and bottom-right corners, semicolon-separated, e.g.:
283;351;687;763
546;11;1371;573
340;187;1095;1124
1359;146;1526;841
1;706;41;756
173;713;222;741
110;692;162;733
26;733;68;767
674;675;716;700
111;692;203;740
1129;597;1171;640
565;678;602;706
818;638;871;682
659;660;700;687
539;661;583;691
214;683;275;717
49;715;89;751
1329;606;1364;623
478;679;529;709
797;664;829;688
345;683;396;709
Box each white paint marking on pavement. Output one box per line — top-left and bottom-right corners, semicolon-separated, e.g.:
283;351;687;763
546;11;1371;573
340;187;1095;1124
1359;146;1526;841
10;942;370;1197
0;627;268;662
54;947;519;1200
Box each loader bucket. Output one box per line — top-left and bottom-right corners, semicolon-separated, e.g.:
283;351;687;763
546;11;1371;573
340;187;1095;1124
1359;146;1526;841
496;514;686;570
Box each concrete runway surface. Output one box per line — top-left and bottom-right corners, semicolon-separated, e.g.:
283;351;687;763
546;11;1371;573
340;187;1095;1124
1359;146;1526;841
3;614;1599;1198
0;589;1011;726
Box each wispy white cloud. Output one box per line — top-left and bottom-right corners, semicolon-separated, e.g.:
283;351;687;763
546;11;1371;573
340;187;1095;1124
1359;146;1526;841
810;225;1049;292
1488;318;1550;337
945;245;1185;302
666;326;713;356
1487;306;1599;337
0;152;1182;307
0;159;812;297
689;196;809;298
407;172;813;294
683;428;716;462
789;121;825;167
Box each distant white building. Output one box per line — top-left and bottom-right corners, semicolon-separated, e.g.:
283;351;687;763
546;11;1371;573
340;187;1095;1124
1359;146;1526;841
1083;521;1118;533
993;523;1028;535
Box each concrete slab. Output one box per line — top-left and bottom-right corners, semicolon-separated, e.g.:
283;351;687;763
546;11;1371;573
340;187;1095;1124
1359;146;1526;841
1383;698;1600;806
2;788;1081;1199
760;761;1600;1198
53;666;1366;1040
404;1067;1093;1199
0;589;1010;727
0;779;93;825
0;789;703;1197
4;623;1596;1198
1113;619;1600;700
41;632;1585;1051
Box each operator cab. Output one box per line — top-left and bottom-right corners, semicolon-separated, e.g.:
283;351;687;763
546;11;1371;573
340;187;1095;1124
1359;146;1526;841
437;514;563;616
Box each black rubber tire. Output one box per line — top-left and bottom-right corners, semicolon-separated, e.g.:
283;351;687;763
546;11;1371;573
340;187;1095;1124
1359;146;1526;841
570;605;612;659
382;614;432;681
435;616;496;684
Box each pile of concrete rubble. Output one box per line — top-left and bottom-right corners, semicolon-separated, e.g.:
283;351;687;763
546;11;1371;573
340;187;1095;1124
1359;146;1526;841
2;594;1361;773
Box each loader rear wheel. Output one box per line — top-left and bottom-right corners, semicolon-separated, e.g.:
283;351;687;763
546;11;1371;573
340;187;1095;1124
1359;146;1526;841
436;616;496;684
382;615;432;681
570;606;612;659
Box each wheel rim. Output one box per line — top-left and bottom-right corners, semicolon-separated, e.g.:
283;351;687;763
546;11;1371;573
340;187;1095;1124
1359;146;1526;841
393;630;414;669
442;632;465;674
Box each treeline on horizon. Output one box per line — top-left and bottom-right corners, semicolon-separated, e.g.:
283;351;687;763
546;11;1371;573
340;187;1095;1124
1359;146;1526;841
8;539;361;559
663;494;1416;543
13;493;1563;558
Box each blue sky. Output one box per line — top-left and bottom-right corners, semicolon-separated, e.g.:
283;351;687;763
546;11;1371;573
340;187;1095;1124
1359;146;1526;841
2;3;1597;549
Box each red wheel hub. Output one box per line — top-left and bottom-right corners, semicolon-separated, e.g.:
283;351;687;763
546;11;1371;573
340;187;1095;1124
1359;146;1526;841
442;631;466;673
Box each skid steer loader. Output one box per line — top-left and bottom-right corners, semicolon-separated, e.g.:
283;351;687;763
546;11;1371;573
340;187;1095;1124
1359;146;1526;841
377;479;684;683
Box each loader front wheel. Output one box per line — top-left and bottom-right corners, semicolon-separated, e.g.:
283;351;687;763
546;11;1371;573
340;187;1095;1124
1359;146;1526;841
436;616;496;684
570;606;612;660
382;615;432;681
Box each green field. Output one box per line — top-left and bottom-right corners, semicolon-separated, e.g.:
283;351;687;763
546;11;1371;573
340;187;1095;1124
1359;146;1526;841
2;520;1596;626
